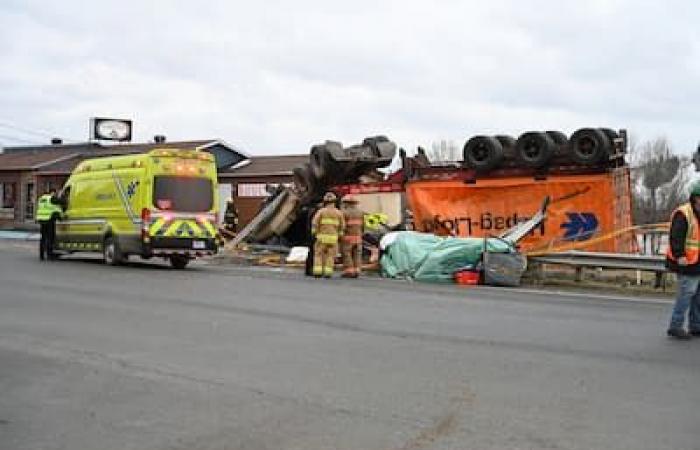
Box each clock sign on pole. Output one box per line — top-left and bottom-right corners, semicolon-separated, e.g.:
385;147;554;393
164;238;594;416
90;117;133;142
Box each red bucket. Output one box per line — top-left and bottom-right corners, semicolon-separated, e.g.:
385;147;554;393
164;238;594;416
454;270;481;286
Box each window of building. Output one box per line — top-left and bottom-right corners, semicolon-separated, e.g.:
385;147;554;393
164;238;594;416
25;183;34;220
0;183;16;220
0;182;16;208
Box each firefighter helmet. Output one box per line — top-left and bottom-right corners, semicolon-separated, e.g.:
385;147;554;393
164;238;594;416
322;192;337;203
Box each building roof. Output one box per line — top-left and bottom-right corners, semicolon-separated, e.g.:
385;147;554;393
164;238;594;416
2;140;218;154
0;139;248;172
0;149;84;171
220;154;309;178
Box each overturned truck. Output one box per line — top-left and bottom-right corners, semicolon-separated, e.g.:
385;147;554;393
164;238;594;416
229;136;397;248
230;126;633;254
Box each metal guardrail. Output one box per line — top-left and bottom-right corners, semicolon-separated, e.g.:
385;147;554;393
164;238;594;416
528;251;668;288
529;251;666;272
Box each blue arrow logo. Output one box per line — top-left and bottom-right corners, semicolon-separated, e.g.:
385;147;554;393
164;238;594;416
126;180;140;198
561;212;598;241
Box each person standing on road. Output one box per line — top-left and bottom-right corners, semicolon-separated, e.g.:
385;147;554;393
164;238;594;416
665;181;700;339
311;192;345;278
341;195;364;278
223;198;239;235
35;188;62;261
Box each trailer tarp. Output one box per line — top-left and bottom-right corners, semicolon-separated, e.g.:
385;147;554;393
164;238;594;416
380;231;513;283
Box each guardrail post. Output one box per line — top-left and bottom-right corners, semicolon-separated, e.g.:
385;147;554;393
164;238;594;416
654;272;665;291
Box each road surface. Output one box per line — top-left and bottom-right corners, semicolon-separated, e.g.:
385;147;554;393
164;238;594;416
0;243;698;450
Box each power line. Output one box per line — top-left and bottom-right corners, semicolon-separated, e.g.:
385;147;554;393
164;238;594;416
0;133;44;145
0;120;80;143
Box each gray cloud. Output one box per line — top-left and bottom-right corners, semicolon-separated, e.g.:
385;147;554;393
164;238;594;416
1;0;698;156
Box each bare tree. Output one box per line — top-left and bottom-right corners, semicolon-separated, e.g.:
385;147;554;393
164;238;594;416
630;137;690;224
428;140;460;163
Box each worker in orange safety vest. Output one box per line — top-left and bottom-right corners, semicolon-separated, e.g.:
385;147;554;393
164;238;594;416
311;192;345;278
665;180;700;339
341;195;364;278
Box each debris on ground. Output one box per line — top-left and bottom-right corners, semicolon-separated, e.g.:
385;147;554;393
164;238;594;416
379;198;548;285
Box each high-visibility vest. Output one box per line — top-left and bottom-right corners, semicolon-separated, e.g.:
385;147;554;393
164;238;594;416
343;207;364;238
666;203;700;264
35;194;62;221
312;206;344;244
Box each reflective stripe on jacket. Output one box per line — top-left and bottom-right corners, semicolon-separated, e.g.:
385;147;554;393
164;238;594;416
666;203;700;265
311;206;345;240
343;206;364;238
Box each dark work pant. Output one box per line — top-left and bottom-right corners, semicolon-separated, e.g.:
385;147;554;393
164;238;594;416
39;220;56;260
305;235;316;276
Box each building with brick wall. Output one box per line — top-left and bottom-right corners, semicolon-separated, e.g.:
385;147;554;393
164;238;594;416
0;140;249;229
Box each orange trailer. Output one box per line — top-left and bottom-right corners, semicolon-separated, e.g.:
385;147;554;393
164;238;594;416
406;169;635;253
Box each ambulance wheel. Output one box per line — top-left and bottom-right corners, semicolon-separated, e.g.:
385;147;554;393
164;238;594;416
170;255;189;269
103;236;123;266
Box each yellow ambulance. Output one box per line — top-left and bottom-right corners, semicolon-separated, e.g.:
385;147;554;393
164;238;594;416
55;149;219;269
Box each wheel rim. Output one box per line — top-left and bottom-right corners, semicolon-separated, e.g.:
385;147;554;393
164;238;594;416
105;243;114;263
524;141;540;160
473;144;488;162
578;137;596;157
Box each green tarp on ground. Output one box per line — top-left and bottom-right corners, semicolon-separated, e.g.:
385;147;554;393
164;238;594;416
380;231;514;283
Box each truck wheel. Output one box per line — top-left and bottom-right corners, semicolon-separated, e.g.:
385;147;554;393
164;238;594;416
310;145;330;181
463;136;504;172
364;136;396;163
103;236;122;266
570;128;611;165
545;130;568;146
515;132;555;168
598;127;619;143
292;163;316;195
545;130;570;158
170;255;189;269
494;135;517;160
362;135;390;155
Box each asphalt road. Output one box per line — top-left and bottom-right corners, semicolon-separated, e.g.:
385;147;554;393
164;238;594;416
0;243;698;450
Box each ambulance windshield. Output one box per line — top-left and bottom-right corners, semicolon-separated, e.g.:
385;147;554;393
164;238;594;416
153;176;213;212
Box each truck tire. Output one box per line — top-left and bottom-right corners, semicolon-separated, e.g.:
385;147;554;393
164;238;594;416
515;132;555;168
292;163;316;195
599;128;621;153
170;255;189;269
570;128;611;165
310;145;330;181
463;136;504;172
494;135;517;159
599;127;619;143
545;130;570;158
362;136;395;162
103;236;123;266
545;130;568;146
362;135;390;152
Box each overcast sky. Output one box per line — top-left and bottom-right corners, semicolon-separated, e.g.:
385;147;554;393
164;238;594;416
1;0;698;156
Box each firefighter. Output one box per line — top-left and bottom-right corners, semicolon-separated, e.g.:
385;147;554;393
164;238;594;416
311;192;345;278
223;198;239;235
341;195;364;278
35;188;62;261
